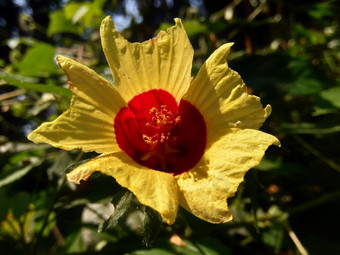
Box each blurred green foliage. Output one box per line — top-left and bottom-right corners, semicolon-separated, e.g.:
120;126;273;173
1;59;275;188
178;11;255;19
1;0;340;254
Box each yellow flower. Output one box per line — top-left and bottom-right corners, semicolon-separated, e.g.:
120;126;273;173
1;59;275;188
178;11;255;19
28;17;280;225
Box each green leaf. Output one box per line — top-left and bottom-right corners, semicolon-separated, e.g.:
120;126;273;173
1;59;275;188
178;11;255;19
66;230;88;253
48;10;83;36
320;87;340;109
0;70;71;96
313;106;338;116
48;151;73;176
64;0;105;28
308;3;334;20
256;157;282;171
280;122;340;135
98;188;135;232
261;228;284;251
157;20;208;38
142;206;162;247
0;188;10;220
64;2;85;20
156;22;172;33
48;0;105;37
10;192;32;218
288;78;323;95
62;158;92;174
131;248;175;255
193;238;233;255
0;157;43;188
13;43;58;76
183;20;208;38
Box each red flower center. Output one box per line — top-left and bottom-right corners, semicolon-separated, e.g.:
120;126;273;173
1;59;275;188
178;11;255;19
114;89;206;175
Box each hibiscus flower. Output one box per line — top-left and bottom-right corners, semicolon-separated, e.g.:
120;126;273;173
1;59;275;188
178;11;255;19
28;17;279;224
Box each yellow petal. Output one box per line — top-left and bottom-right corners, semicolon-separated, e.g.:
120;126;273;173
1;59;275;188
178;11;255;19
28;56;126;153
100;16;193;103
56;56;126;116
67;152;179;224
183;43;271;144
176;129;280;224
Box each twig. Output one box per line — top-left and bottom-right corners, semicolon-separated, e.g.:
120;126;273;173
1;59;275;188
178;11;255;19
52;225;65;247
0;89;25;101
286;223;309;255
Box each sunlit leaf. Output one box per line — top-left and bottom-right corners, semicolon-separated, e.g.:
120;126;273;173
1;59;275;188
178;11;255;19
0;70;71;96
157;20;208;38
13;43;57;76
183;20;208;37
64;2;87;21
48;10;83;36
64;0;105;28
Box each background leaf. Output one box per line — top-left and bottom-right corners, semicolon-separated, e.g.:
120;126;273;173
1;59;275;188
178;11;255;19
98;188;135;232
13;43;57;76
0;71;71;96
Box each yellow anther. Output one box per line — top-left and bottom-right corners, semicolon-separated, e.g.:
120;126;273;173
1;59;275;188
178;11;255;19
150;107;157;114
